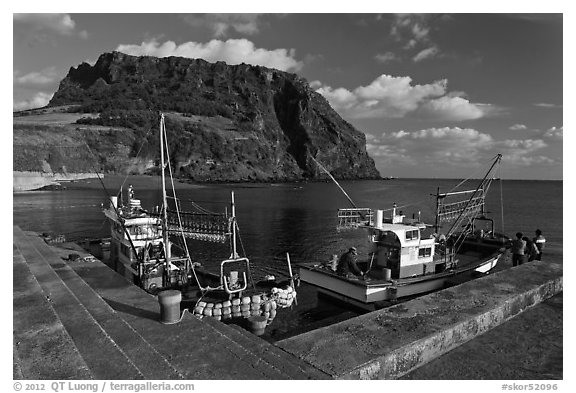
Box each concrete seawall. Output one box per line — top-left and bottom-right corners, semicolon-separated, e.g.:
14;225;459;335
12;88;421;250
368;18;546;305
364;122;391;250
277;259;562;379
13;171;101;192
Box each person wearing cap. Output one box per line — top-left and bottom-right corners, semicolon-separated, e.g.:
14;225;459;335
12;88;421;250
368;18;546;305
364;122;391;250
533;229;546;261
336;247;364;277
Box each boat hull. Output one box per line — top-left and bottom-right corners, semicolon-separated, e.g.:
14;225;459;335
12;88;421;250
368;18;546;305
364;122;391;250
298;250;504;306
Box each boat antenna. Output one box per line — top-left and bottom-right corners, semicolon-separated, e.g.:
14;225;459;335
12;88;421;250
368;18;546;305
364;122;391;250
310;156;357;209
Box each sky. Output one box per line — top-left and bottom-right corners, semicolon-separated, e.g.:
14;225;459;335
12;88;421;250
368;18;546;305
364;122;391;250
11;6;565;180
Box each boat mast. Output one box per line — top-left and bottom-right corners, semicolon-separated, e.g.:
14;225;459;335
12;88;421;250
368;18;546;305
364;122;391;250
434;186;440;233
160;114;171;277
230;191;239;259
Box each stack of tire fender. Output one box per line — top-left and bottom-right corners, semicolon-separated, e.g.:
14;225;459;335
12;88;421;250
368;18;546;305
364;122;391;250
192;285;296;323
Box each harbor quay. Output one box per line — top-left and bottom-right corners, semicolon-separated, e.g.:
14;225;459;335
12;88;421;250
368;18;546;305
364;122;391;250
13;225;562;380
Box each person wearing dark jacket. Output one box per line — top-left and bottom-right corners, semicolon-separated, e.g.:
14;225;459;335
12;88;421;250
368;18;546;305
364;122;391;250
511;232;527;266
523;236;538;262
337;247;364;277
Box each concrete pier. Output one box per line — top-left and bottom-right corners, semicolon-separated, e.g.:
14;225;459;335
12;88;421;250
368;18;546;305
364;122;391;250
13;226;328;380
13;225;562;379
276;257;562;379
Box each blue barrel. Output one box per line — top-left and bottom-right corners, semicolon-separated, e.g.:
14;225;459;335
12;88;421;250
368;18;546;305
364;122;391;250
158;290;182;324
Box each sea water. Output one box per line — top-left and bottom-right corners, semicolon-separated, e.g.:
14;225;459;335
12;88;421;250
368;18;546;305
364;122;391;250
13;176;563;341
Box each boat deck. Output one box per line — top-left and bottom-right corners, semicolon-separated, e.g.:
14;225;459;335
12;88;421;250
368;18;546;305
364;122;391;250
300;246;502;289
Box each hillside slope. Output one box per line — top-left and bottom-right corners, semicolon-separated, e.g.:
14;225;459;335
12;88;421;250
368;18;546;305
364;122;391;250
14;51;380;182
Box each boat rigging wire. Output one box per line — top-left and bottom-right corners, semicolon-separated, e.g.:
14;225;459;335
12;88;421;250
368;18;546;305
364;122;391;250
443;154;502;251
499;161;505;235
160;114;205;291
447;154;501;194
81;143;140;259
116;114;156;195
310;156;358;209
233;221;256;290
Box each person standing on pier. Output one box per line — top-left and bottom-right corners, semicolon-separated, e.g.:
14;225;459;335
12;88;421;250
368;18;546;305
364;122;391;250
522;236;538;262
511;232;527;266
533;229;546;261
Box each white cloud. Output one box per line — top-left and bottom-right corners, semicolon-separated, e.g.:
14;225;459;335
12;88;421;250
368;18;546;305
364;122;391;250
13;13;87;38
391;14;432;44
309;80;323;89
417;96;486;121
534;102;562;109
375;52;400;64
315;74;489;121
494;139;553;166
13;92;53;111
14;68;59;87
373;127;495;166
182;14;264;37
543;126;563;141
509;124;528;130
366;126;554;169
498;139;547;150
413;46;439;62
116;39;303;72
366;143;416;166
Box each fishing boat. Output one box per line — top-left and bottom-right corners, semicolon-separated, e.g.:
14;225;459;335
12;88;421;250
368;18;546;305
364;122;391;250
298;154;510;310
102;113;296;324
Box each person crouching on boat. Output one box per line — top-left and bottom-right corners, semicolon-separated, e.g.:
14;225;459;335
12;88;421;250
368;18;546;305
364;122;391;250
511;232;527;266
337;247;364;278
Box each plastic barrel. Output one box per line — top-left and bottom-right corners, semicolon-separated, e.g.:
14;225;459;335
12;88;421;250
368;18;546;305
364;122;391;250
247;315;267;336
158;290;182;324
383;268;392;281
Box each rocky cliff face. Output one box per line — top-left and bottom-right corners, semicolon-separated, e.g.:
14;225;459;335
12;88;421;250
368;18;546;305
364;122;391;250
38;51;380;182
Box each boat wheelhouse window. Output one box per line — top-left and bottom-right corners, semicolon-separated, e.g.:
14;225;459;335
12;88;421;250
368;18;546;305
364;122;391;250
405;229;419;241
418;247;432;257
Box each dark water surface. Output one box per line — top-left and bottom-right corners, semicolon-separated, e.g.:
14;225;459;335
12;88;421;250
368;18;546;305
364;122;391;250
13;176;563;341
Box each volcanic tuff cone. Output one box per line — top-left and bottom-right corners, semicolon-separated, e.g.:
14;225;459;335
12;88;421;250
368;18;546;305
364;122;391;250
17;51;380;182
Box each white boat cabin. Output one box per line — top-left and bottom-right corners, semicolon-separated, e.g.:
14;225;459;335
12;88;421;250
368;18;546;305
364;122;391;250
103;190;184;290
366;207;446;280
104;195;165;259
